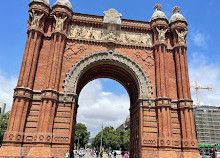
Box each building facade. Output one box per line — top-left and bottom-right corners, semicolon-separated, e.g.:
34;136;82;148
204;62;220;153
116;116;130;131
194;106;220;145
194;105;220;157
0;0;200;157
0;103;6;117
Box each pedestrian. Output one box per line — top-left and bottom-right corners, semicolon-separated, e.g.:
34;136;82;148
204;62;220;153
114;151;116;158
100;151;103;158
65;151;69;158
107;151;111;158
121;150;125;157
96;150;99;158
124;152;129;158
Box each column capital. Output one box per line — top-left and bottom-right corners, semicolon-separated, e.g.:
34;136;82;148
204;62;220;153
178;99;193;109
51;5;73;37
156;97;172;107
27;2;50;35
41;89;59;101
13;87;33;100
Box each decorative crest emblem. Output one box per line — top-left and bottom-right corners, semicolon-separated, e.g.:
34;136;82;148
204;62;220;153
103;8;122;25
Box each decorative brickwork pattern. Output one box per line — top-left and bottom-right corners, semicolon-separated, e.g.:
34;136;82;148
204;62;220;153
0;2;200;158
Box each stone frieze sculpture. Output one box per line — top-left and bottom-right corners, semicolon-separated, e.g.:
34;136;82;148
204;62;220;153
176;28;188;44
68;25;153;46
28;10;44;28
156;27;168;42
54;15;67;32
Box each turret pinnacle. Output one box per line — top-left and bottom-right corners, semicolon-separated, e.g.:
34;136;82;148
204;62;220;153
53;0;72;10
151;4;167;21
30;0;50;6
170;6;186;23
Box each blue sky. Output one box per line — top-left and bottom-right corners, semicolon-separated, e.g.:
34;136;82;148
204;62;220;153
0;0;219;76
0;0;220;137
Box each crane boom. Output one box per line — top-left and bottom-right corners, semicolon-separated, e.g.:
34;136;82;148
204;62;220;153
191;81;212;107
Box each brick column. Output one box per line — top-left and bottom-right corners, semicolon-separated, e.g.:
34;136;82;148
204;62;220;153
69;96;78;158
37;34;66;134
3;3;50;145
172;24;198;150
36;6;73;146
152;20;173;149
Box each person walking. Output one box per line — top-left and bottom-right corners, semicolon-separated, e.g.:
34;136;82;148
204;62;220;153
100;151;103;158
114;151;116;158
121;151;125;157
107;151;111;158
65;151;69;158
124;152;129;158
96;150;99;158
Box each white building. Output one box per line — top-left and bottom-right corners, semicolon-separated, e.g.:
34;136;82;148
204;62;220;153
0;103;6;117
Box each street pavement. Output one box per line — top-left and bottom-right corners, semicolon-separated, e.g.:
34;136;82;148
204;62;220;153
74;153;123;158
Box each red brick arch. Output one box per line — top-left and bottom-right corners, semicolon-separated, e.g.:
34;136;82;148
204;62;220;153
0;1;201;158
63;50;152;103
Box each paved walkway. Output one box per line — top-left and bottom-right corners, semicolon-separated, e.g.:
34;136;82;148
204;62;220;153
74;153;123;158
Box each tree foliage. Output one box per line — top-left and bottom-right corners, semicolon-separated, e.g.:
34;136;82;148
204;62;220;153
92;126;130;150
0;112;10;144
118;130;130;150
74;123;90;148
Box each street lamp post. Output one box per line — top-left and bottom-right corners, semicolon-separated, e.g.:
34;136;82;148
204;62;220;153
100;123;103;151
78;133;81;149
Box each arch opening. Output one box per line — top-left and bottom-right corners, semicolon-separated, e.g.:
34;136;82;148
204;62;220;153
76;61;139;105
77;78;130;144
63;51;153;157
63;51;152;104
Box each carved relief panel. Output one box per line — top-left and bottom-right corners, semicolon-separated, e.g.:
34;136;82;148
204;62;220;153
67;25;153;46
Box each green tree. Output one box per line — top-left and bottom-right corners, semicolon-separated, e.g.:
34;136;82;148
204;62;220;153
74;123;90;148
121;130;130;150
0;112;10;144
92;126;121;150
92;127;130;151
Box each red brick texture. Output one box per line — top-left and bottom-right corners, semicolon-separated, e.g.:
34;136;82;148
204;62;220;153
0;2;201;158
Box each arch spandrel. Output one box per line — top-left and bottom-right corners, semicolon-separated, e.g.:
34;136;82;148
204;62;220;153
63;50;152;101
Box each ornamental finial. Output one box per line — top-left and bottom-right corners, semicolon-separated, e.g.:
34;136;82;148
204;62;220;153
172;6;180;14
154;4;162;11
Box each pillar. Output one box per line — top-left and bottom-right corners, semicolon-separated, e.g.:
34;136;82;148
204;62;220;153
152;19;174;149
171;22;198;151
36;4;73;144
3;1;50;146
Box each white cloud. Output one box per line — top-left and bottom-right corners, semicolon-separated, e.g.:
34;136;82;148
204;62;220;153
0;69;130;138
191;31;209;48
77;79;130;138
189;52;220;106
0;70;17;112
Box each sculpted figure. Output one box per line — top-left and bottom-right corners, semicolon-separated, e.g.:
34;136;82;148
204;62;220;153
81;27;88;38
69;25;79;37
139;34;152;45
54;15;67;32
105;31;118;41
92;30;102;40
119;33;128;43
99;30;105;40
85;27;99;39
176;28;188;44
29;10;44;28
75;26;83;37
127;34;138;43
156;27;168;42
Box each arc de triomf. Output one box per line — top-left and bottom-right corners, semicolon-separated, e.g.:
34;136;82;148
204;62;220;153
0;0;201;157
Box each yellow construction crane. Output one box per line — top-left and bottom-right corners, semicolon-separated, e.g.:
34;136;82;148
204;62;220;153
191;81;212;107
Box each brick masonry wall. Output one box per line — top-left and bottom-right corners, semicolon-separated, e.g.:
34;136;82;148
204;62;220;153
0;2;200;158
